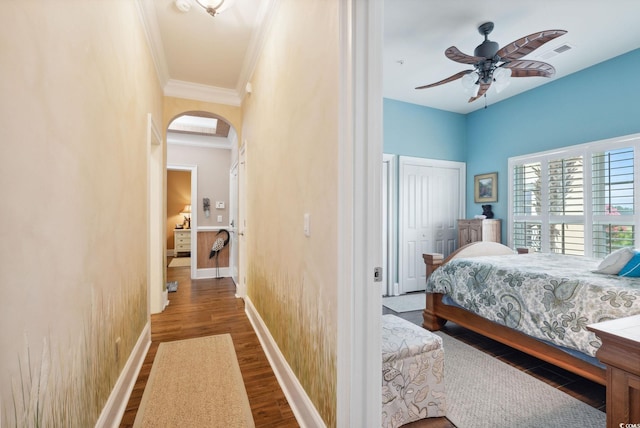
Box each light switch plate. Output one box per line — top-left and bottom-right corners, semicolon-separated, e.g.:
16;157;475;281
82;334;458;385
215;201;225;209
217;215;223;223
303;213;310;237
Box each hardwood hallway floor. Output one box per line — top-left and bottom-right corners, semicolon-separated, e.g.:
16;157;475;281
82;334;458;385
119;263;299;427
120;262;605;427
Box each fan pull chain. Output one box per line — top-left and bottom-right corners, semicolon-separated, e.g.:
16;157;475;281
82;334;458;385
484;94;487;109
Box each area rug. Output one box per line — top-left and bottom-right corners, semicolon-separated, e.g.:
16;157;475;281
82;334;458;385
168;257;190;268
382;292;425;313
133;334;255;427
435;332;605;428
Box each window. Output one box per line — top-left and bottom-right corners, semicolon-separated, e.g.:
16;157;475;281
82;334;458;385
592;147;635;257
509;134;640;257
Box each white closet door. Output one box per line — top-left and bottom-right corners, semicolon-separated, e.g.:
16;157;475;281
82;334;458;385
399;157;465;294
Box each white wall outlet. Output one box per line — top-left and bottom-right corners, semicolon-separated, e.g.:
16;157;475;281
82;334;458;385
217;215;223;223
303;213;310;237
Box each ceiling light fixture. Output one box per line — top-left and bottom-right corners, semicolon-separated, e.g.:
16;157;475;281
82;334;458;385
195;0;237;17
174;0;191;13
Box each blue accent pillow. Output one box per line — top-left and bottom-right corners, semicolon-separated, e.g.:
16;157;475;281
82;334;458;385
618;252;640;277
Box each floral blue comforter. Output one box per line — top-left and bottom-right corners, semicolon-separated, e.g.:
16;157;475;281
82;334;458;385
426;253;640;357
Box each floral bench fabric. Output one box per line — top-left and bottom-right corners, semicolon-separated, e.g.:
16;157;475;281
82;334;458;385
381;314;446;427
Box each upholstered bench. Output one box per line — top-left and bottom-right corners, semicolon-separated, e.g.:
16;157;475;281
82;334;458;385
381;314;446;427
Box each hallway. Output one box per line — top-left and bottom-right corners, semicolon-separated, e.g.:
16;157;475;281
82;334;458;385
120;265;299;427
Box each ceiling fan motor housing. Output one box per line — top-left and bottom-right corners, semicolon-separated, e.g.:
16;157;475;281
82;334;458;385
474;40;499;59
474;22;499;58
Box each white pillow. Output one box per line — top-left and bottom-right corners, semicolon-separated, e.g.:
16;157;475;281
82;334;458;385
593;247;635;274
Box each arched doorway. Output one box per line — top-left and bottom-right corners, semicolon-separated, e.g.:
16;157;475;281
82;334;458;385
165;111;239;285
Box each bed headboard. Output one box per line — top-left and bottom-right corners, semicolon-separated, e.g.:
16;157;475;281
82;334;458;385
424;242;517;280
446;242;515;263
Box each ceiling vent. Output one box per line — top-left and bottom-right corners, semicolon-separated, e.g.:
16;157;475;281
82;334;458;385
537;44;574;60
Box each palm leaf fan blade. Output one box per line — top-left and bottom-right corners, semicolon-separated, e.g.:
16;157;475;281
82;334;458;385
444;46;485;64
505;60;556;77
416;70;473;90
497;30;567;61
468;83;491;103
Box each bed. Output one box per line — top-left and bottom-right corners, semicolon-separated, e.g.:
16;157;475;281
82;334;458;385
422;242;640;385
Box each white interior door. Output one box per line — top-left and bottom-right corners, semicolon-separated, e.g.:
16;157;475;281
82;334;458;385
229;162;239;285
399;156;465;294
237;145;247;298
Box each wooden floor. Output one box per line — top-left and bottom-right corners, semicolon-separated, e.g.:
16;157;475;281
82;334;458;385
119;262;299;427
120;262;605;427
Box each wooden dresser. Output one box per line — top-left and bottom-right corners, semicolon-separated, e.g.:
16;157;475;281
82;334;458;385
174;229;191;256
587;315;640;428
457;219;501;248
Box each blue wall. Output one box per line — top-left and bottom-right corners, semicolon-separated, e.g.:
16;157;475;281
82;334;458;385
383;98;466;161
465;48;640;226
383;48;640;241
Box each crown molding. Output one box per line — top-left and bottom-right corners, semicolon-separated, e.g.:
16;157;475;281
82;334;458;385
236;0;279;100
164;79;241;106
135;0;170;87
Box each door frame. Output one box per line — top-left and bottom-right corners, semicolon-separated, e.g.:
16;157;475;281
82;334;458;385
147;113;167;314
382;154;396;296
167;164;198;279
336;0;383;426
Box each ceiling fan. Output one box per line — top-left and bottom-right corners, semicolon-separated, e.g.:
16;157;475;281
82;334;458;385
416;22;567;103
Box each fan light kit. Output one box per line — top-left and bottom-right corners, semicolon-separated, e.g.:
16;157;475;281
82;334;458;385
416;22;567;103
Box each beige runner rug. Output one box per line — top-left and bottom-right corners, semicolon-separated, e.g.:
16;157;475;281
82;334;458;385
133;334;255;427
168;257;190;268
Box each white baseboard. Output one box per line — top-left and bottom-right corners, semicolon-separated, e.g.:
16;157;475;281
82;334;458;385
95;322;151;428
195;267;230;279
162;290;169;310
244;297;325;428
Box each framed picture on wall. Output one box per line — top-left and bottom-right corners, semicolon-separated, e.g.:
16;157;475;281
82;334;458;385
474;172;498;203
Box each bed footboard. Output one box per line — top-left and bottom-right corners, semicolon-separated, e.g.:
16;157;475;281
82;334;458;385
422;293;447;330
423;291;606;385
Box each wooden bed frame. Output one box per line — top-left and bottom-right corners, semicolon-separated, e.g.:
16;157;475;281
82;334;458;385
422;242;606;386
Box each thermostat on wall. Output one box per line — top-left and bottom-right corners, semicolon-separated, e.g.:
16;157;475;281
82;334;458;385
215;201;225;209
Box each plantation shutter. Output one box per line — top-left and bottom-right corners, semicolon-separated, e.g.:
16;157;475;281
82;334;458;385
592;148;635;257
512;162;542;251
548;156;584;255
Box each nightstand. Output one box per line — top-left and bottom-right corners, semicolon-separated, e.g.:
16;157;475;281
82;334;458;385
457;219;501;249
587;315;640;427
174;229;191;256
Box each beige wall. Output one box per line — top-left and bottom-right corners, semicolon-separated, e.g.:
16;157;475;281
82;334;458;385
167;145;232;229
0;1;162;425
241;0;340;425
